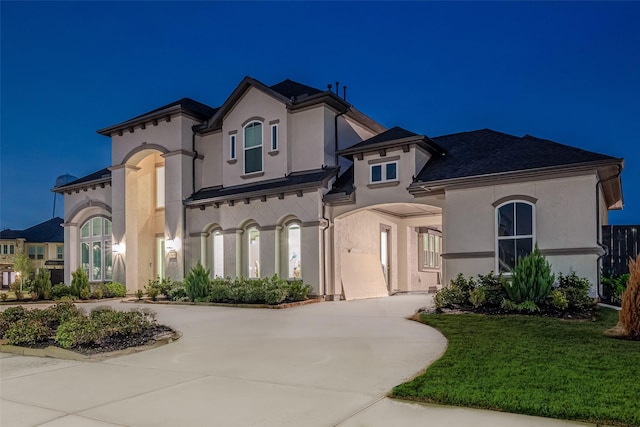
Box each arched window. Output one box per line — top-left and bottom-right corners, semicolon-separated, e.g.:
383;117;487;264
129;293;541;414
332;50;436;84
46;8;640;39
287;223;302;278
212;231;224;278
496;201;534;273
244;121;263;174
80;217;112;282
247;226;260;278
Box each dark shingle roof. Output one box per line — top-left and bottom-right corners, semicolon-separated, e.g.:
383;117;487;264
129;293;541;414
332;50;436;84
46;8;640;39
337;126;443;159
53;168;111;192
0;217;64;243
416;129;620;183
348;126;418;148
269;79;323;100
187;167;338;205
129;97;218;122
326;165;354;196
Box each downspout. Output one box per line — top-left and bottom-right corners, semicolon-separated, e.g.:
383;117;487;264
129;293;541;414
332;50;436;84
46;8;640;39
595;165;622;299
184;123;208;276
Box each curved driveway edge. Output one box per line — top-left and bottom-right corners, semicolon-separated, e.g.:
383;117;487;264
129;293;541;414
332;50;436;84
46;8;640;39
1;295;594;426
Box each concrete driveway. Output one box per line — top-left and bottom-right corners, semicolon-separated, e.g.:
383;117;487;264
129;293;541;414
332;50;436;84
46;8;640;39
1;295;591;427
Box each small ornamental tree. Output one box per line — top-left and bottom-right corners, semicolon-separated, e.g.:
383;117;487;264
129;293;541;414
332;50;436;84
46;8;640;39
503;245;554;310
33;268;52;299
70;267;90;299
13;251;33;291
620;255;640;338
184;262;211;302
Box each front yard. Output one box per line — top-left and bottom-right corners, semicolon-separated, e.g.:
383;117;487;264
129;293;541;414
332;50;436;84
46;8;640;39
392;307;640;426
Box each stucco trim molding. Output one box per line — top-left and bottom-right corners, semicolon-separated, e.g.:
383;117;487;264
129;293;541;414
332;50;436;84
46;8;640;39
441;251;494;260
67;200;112;224
162;149;203;160
220;228;240;235
367;181;400;189
242;116;265;127
539;247;605;256
368;155;401;165
241;171;265;180
120;143;169;164
491;194;538;207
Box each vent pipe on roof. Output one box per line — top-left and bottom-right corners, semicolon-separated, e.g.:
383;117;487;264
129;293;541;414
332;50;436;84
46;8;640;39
335;81;340;95
327;84;332;92
343;85;347;102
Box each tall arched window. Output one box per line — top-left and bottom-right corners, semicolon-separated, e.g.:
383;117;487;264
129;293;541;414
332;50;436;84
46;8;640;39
287;223;302;278
80;217;112;281
244;121;263;174
212;231;224;278
496;201;534;273
247;226;260;278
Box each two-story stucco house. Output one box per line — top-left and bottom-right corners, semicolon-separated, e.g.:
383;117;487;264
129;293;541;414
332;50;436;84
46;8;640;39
53;76;624;300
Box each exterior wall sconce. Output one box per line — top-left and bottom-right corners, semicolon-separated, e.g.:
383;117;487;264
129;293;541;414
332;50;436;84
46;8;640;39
112;242;123;254
166;238;178;259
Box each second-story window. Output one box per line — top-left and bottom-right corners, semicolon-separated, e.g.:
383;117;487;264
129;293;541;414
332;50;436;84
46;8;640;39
156;165;165;209
244;121;263;174
271;124;278;151
230;134;236;160
370;161;398;183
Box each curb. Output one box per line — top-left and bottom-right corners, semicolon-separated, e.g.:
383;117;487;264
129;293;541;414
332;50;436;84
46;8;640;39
0;330;182;361
120;297;322;309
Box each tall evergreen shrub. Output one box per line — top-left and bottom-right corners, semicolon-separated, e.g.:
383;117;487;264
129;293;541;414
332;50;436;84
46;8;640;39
184;262;211;301
504;245;554;306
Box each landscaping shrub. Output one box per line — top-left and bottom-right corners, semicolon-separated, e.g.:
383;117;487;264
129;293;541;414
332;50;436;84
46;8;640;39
285;279;311;302
434;286;466;309
5;318;49;346
52;283;72;299
91;288;104;299
0;306;29;337
145;280;160;301
503;245;554;309
620;255;640;338
469;286;487;308
551;289;569;311
100;282;127;298
556;272;594;311
70;268;90;299
32;268;52;300
55;316;102;349
601;273;629;305
0;293;7;301
184;262;211;302
168;281;187;301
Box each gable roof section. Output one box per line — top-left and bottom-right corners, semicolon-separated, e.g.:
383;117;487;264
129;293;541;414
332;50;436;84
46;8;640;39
185;167;338;207
337;126;443;159
0;217;64;243
98;98;218;136
414;129;621;184
52;167;112;194
201;77;385;134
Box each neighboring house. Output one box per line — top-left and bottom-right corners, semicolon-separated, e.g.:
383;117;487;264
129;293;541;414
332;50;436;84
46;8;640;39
0;217;65;288
53;77;624;299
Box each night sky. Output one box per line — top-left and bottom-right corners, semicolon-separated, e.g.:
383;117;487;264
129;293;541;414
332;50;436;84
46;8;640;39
1;1;638;230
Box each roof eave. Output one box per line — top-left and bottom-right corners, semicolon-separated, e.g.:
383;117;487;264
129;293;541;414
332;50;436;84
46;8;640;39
52;177;112;194
97;105;209;136
409;158;624;196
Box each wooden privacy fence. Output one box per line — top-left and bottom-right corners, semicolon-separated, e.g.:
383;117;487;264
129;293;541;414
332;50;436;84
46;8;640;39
601;225;640;277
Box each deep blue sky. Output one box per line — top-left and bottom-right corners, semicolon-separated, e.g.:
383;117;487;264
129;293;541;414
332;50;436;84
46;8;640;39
1;1;639;230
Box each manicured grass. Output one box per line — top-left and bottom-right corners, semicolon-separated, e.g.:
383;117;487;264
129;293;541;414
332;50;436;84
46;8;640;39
392;308;640;426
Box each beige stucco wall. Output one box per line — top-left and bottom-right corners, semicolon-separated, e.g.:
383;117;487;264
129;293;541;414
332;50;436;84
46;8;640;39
196;131;223;190
442;172;601;293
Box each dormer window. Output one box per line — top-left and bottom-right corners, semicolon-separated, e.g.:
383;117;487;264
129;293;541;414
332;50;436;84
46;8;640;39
244;121;263;174
370;161;397;183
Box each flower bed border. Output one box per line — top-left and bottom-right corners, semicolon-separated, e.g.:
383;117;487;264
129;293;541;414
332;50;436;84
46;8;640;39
122;296;323;309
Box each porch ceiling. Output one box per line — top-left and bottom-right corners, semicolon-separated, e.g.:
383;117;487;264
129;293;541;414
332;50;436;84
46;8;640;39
372;203;441;218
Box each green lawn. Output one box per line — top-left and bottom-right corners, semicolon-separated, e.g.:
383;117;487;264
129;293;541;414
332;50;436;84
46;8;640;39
392;308;640;426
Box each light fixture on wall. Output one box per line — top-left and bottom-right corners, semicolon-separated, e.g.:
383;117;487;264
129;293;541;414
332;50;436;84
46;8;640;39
112;242;122;254
165;239;175;251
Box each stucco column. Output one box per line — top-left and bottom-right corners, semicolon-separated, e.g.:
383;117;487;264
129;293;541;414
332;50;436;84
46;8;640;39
198;232;208;270
274;225;282;277
63;222;78;285
110;164;140;291
301;222;322;296
162;151;193;281
259;226;277;278
234;229;243;278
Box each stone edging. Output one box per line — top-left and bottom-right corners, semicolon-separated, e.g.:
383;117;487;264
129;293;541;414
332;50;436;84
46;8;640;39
121;297;322;309
0;330;182;361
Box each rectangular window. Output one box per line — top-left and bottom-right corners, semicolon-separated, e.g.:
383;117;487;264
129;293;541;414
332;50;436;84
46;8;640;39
370;161;398;183
156;166;165;208
92;217;102;237
418;229;441;271
10;244;14;254
57;245;63;260
213;232;224;278
271;124;278;151
81;242;90;276
36;246;44;260
2;245;7;254
230;134;236;160
244;122;263;174
28;246;36;259
104;240;112;281
92;242;102;281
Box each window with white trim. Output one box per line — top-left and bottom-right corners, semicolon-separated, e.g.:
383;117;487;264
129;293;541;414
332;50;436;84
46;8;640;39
271;124;278;151
418;228;441;271
230;134;236;160
212;231;224;278
244;122;263;174
80;217;113;282
287;223;301;278
247;226;260;278
57;245;63;260
156;165;165;208
370;161;398;183
496;201;534;273
28;246;44;260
